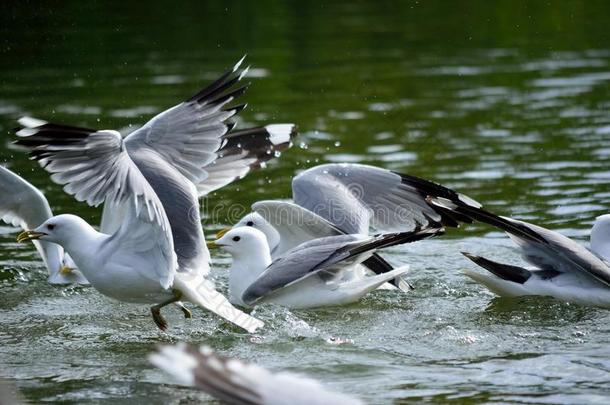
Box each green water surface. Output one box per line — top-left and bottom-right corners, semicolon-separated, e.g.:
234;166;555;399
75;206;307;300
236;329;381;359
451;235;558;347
1;1;610;404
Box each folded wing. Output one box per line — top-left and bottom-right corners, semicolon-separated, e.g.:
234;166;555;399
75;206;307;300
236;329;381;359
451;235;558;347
243;228;443;305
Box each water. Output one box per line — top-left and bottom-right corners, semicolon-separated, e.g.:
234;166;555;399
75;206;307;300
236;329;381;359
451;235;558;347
2;1;610;403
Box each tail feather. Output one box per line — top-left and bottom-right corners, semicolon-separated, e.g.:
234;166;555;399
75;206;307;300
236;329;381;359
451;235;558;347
362;253;413;291
461;251;531;284
173;274;264;333
341;265;410;295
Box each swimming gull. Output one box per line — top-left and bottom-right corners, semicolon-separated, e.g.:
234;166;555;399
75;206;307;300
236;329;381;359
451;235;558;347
369;171;610;308
224;163;475;290
150;343;363;405
0;165;88;284
14;58;275;331
210;226;443;308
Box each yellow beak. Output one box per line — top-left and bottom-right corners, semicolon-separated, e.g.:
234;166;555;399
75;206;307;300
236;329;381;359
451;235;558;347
215;227;231;239
17;230;46;243
207;240;219;249
59;265;74;276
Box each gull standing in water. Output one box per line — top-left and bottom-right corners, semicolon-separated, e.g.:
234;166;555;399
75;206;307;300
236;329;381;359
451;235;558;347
150;343;363;405
210;226;442;308
224;163;475;290
14;58;296;331
0;165;87;284
366;171;610;308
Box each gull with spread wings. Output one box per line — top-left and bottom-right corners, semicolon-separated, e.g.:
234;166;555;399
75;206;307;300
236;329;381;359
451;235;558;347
356;170;610;308
14;58;295;331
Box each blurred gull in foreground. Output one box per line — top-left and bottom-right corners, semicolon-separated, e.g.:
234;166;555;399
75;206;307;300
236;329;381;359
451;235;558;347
150;343;363;405
14;57;296;332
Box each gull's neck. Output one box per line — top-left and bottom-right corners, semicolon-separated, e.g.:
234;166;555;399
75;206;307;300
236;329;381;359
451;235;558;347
229;249;272;306
60;224;109;274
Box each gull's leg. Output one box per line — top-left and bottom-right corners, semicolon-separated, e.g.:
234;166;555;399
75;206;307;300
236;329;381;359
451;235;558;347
175;301;192;319
151;293;182;331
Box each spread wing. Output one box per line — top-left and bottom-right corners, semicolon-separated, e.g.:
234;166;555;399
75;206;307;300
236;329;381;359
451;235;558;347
123;57;249;184
15;119;177;288
251;200;343;256
427;194;610;287
0;164;64;277
292;163;478;234
252;200;411;286
0;165;53;229
197;124;297;196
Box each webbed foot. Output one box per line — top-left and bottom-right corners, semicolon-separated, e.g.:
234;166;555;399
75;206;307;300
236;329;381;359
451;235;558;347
151;306;168;331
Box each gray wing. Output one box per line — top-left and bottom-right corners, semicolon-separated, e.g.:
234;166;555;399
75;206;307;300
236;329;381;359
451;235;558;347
123;58;249;184
508;218;610;286
0;165;53;229
15;118;177;288
243;234;369;305
0;164;63;276
252;200;343;255
242;229;441;305
130;149;210;276
197;124;297;196
253;200;409;281
292;163;478;234
428;196;610;287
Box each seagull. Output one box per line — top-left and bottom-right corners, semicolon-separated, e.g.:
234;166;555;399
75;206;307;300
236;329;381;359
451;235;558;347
210;226;443;308
150;343;363;405
223;163;474;290
0;165;88;284
364;170;610;308
1;124;294;287
12;58;290;332
456;210;610;308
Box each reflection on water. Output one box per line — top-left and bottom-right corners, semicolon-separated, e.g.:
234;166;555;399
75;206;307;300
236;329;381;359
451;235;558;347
1;1;610;404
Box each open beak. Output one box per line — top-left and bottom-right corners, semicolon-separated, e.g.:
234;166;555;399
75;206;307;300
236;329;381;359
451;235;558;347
215;227;231;239
17;230;47;243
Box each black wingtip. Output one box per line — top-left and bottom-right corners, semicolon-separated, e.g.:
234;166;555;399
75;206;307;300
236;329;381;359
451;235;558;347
186;58;249;105
349;226;445;258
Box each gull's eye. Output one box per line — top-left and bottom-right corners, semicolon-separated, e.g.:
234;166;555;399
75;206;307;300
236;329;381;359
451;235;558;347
47;224;55;231
246;221;254;226
232;236;241;242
